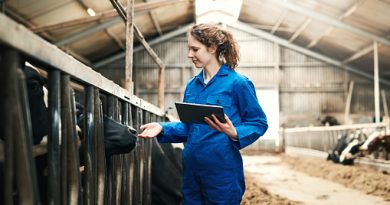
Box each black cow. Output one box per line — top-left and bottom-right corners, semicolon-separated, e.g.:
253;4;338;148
320;115;340;126
0;66;50;204
24;66;49;145
151;140;183;205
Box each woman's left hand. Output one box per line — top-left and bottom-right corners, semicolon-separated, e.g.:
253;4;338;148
204;114;238;140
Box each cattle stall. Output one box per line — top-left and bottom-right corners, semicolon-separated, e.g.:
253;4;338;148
282;122;390;171
0;13;167;205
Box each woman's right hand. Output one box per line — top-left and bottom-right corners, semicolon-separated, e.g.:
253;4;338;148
139;122;163;138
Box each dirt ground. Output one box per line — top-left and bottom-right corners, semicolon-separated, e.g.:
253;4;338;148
241;173;303;205
241;152;390;205
281;154;390;201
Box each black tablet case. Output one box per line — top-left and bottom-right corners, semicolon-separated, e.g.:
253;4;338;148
175;102;226;124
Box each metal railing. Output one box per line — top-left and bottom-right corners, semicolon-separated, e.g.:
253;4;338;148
282;122;388;153
0;13;165;205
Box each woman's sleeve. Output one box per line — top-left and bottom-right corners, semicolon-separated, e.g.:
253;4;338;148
234;78;268;149
157;121;189;143
157;80;194;143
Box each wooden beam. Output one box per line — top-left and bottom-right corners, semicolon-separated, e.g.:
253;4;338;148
133;25;166;109
144;0;163;35
307;0;366;48
94;24;191;68
125;0;134;92
270;0;390;45
31;0;192;33
271;10;288;34
289;18;312;43
342;44;374;64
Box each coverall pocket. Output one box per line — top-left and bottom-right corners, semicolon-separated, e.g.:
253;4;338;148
206;95;232;107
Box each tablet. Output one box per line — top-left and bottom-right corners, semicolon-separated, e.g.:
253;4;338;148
175;102;226;124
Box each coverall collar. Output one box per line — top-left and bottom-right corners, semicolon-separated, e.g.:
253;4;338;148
195;64;230;86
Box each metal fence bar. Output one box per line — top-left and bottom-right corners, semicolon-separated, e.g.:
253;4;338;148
121;101;131;205
84;86;95;205
132;106;143;204
0;11;169;205
0;47;18;205
94;88;105;205
47;70;61;205
143;110;152;205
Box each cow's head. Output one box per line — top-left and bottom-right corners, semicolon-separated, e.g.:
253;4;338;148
24;66;49;145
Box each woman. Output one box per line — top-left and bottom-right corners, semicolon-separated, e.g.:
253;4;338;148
139;24;268;205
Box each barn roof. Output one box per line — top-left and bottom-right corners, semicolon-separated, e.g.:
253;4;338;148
3;0;390;80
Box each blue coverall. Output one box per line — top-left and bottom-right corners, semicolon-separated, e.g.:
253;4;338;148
158;64;268;205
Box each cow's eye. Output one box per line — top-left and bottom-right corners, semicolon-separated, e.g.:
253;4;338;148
28;81;42;93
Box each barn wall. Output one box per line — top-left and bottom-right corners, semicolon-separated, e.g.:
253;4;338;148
125;27;390;126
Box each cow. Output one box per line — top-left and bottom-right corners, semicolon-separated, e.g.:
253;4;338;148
327;133;349;163
359;131;381;151
360;131;390;160
0;65;50;204
327;130;367;165
320;115;340;126
151;140;183;205
24;65;49;145
367;135;390;160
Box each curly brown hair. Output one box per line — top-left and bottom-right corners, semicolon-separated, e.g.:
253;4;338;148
189;24;240;69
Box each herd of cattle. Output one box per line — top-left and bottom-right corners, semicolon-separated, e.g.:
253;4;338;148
327;129;390;165
0;65;183;204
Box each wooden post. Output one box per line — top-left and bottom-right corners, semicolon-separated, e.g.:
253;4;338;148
374;41;380;123
133;26;165;109
125;0;134;93
344;81;354;124
109;1;166;109
381;89;388;117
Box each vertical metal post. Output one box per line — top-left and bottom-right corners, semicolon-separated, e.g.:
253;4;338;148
0;46;17;205
60;74;80;205
19;61;41;204
114;98;124;205
374;41;380;122
84;86;95;205
132;106;143;204
94;88;105;205
127;105;135;205
121;102;131;205
48;70;61;205
143;110;152;205
106;95;117;204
